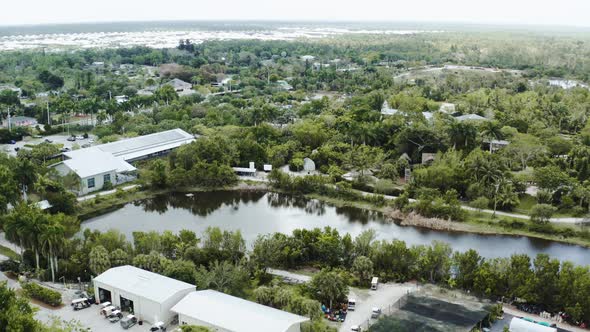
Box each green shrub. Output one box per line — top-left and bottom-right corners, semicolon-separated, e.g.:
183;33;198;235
22;282;62;307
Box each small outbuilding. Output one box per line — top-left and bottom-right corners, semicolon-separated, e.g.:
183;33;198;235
303;158;316;172
93;265;195;325
171;290;309;332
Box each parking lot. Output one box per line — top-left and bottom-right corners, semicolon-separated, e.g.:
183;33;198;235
339;282;418;332
1;133;97;157
34;288;179;332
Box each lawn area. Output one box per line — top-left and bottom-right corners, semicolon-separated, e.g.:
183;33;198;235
512;194;536;214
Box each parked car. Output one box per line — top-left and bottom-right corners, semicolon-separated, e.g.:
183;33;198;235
71;298;91;310
9;140;16;144
150;321;166;331
371;277;379;290
120;315;138;329
81;143;91;148
32;135;42;139
67;136;76;142
75;135;85;140
100;305;117;317
88;139;95;143
351;326;362;332
44;139;52;143
14;147;19;152
371;307;381;318
60;147;70;153
73;301;91;311
348;298;356;311
108;310;123;323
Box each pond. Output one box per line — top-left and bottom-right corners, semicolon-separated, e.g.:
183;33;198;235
81;191;590;266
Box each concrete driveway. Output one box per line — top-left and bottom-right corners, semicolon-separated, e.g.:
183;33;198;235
339;282;418;332
0;134;97;157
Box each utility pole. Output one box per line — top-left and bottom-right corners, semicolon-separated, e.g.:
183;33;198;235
6;107;11;132
46;101;51;125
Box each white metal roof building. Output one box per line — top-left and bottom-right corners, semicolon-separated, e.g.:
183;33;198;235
94;266;195;325
52;129;195;195
171;290;309;332
455;114;488;122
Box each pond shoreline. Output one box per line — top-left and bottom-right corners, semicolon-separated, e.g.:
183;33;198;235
77;183;590;249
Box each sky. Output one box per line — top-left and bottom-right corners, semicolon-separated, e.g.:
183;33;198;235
2;0;590;27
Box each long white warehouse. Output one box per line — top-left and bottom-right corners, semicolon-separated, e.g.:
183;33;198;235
93;265;195;325
52;128;195;195
171;290;310;332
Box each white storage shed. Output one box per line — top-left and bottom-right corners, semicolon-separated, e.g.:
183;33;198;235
171;290;309;332
93;265;195;325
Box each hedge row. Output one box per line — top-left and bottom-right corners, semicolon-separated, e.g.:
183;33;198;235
22;282;62;307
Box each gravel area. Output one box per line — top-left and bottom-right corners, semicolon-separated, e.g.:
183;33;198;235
339;282;418;332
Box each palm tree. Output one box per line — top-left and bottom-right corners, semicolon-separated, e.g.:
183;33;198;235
479;121;503;153
40;219;64;283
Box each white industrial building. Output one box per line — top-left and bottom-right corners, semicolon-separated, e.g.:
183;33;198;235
93;266;195;325
52;128;195;195
171;290;309;332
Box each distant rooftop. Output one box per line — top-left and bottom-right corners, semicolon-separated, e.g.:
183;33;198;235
57;129;195;178
95;128;195;161
171;290;309;332
455;114;488;122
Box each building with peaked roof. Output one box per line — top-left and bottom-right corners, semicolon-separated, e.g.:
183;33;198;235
93;266;195;325
51;129;195;195
381;101;399;116
455;114;488;122
165;78;196;96
171;290;309;332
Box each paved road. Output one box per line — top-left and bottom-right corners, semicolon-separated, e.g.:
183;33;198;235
340;283;417;332
267;268;311;283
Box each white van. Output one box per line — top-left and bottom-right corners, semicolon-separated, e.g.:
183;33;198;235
100;305;116;317
348;298;356;311
371;277;379;290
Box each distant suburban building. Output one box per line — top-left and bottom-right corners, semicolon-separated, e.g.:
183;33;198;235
381;101;434;121
438;102;456;114
455;114;488;122
276;80;293;91
94;266;195;326
422;153;436;165
165;78;195;96
0;84;22;97
381;101;399;116
300;55;315;62
233;161;257;176
51;129;195;195
171;290;309;332
114;95;128;104
303;158;316;172
1;116;37;128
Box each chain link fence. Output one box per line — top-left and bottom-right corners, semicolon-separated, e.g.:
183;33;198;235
357;291;411;331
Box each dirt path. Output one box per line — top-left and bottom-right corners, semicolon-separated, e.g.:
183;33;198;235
267;268;311;283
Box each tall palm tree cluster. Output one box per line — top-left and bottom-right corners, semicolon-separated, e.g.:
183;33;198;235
2;203;74;283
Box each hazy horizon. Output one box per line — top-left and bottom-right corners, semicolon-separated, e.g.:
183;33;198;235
2;0;590;28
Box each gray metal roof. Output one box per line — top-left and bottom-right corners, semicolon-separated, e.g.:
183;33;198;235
97;128;195;160
94;266;195;303
171;290;309;332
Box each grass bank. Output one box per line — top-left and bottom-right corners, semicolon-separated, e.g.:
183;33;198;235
304;193;590;248
75;182;590;248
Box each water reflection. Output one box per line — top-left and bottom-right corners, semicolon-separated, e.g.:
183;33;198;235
82;191;590;266
138;191;266;216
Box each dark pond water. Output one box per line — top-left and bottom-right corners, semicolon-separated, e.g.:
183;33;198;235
81;191;590;266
